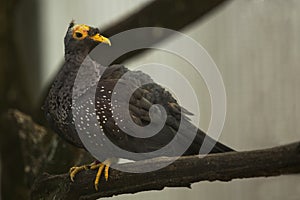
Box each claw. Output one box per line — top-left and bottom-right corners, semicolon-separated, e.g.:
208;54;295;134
94;164;105;190
93;161;111;190
69;164;89;182
104;163;110;181
68;159;113;190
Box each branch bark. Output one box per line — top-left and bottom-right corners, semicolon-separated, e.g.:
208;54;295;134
31;141;300;200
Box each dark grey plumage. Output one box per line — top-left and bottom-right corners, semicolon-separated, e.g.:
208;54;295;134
43;22;234;161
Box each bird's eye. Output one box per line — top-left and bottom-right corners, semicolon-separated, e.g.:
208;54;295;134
75;32;83;38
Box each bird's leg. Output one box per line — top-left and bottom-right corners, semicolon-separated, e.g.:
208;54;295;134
90;159;112;190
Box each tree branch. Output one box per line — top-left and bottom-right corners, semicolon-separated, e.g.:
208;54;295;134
31;141;300;200
101;0;231;64
103;0;230;35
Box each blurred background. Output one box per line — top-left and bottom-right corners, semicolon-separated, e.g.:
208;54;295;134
0;0;300;199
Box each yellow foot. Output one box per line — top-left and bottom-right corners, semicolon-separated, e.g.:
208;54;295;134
90;160;111;190
69;159;114;190
69;164;90;182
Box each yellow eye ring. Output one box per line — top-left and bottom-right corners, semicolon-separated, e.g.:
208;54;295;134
72;24;90;40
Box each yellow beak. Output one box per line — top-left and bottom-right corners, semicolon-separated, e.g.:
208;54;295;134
90;34;111;46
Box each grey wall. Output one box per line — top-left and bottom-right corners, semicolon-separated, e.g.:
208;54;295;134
40;0;300;199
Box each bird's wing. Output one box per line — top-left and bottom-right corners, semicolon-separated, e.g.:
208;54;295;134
93;64;203;158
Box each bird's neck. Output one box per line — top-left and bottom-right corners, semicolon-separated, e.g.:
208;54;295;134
64;47;90;66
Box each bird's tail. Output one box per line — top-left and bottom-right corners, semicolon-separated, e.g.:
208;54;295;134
197;128;235;153
182;124;235;156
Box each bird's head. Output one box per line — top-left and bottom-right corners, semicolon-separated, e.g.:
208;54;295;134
64;21;111;61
